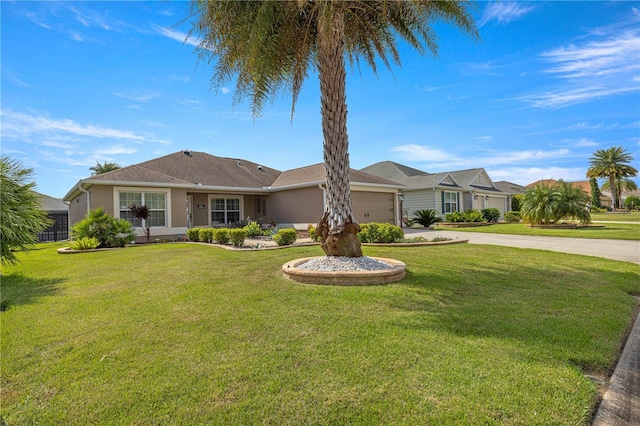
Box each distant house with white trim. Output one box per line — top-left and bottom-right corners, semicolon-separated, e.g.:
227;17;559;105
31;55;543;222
361;161;509;221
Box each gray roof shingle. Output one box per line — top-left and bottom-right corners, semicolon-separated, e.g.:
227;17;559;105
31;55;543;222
88;151;281;188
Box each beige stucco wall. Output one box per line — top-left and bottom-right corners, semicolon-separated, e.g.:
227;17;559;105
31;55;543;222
171;188;188;228
68;192;89;226
91;185;114;214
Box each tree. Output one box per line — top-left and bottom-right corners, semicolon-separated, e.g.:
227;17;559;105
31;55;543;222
587;146;638;210
130;204;151;243
589;177;602;208
89;160;121;176
624;195;640;210
0;157;53;265
520;181;590;225
187;1;478;256
601;176;638;209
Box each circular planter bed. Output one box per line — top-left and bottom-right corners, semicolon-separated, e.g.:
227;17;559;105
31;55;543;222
282;257;406;285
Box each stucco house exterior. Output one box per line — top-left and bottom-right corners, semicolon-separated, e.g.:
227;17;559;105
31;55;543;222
63;150;402;241
361;161;509;221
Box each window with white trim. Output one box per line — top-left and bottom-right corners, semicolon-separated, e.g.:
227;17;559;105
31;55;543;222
119;191;167;227
211;197;240;224
443;191;459;213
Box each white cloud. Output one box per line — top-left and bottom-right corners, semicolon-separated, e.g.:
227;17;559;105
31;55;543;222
552;138;598;148
390;144;573;172
487;167;586;186
542;30;640;80
479;3;536;27
220;87;231;95
113;92;160;102
152;24;200;47
520;84;638;109
522;14;640;109
476;135;493;143
390;144;456;162
1;110;171;148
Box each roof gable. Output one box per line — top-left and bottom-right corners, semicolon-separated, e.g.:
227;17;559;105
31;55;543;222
360;161;428;184
271;164;402;188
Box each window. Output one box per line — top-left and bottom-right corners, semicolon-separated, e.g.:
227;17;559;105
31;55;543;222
119;191;166;227
443;191;459;213
211;197;241;224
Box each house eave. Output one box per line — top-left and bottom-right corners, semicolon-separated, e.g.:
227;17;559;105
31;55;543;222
268;181;403;192
63;179;272;201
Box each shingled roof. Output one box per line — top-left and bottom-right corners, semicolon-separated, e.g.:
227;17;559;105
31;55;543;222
89;151;280;188
64;151;401;201
270;163;402;188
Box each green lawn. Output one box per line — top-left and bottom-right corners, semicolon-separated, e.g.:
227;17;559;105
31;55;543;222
591;211;640;222
436;222;640;240
1;242;639;425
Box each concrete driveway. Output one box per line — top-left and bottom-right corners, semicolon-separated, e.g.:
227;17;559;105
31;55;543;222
404;228;640;264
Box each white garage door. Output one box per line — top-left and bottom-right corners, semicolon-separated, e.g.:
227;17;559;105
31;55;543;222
351;191;395;224
487;196;505;215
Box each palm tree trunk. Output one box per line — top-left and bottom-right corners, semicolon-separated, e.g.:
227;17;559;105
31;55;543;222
610;174;618;210
315;7;362;257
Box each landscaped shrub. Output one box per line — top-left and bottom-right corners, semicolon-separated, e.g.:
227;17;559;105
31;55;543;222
481;208;500;223
198;228;214;243
111;219;136;247
358;223;404;243
72;207;135;248
511;194;522;211
307;224;319;241
445;211;465;223
590;206;608;213
69;237;100;250
273;228;297;246
228;229;246;247
624;195;640;210
463;210;485;222
186;228;200;242
411;209;442;227
213;228;230;244
504;211;521;223
521;181;591;225
243;221;263;238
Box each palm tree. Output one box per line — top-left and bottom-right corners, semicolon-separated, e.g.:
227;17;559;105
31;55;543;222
1;157;53;265
187;1;478;257
601;176;638;208
89;160;121;176
587;146;638;210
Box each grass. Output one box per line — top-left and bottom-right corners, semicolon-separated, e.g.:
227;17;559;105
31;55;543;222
436;222;640;240
591;211;640;222
1;242;639;425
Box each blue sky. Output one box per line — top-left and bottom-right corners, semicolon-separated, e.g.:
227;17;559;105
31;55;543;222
2;1;639;198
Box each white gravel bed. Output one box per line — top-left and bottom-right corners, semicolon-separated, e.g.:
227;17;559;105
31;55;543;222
296;256;393;272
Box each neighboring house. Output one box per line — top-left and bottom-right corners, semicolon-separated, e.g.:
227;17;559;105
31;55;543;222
494;180;525;210
63;150;402;241
36;192;69;242
525;179;613;208
361;161;509;220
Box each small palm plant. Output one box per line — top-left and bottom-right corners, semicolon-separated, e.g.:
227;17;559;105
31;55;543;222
411;209;442;227
130;204;151;243
521;181;590;225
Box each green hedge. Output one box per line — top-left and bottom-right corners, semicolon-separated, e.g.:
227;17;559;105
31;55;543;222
358;223;404;243
273;228;297;246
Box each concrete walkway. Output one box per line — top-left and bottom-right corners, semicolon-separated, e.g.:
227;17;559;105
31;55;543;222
404;228;640;424
404;228;640;264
